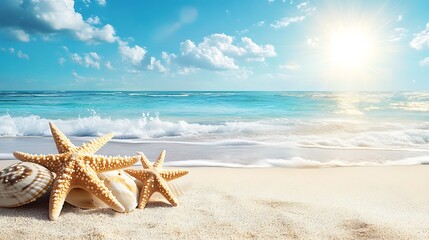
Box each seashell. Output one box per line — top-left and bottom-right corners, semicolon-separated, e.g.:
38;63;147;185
0;162;54;207
66;170;138;212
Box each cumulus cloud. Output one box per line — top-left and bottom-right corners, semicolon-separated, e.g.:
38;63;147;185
1;47;29;60
118;41;147;66
71;53;83;64
178;38;238;70
271;16;305;29
173;33;276;71
86;16;101;25
410;23;429;50
0;0;116;43
16;50;29;60
83;52;101;69
105;61;113;70
420;57;429;66
147;57;167;73
306;37;320;47
96;0;107;6
9;29;30;42
70;52;101;69
58;57;66;65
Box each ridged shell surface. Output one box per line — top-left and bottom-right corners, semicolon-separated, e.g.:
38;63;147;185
0;162;54;207
66;170;138;212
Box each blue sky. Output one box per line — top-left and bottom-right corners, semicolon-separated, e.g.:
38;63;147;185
0;0;428;91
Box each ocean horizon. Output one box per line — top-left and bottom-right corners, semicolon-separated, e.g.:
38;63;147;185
1;90;429;167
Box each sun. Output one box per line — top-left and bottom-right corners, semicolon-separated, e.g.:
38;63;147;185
327;28;375;70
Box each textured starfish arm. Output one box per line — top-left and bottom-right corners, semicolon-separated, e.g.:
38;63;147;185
136;152;153;169
156;178;178;206
137;176;156;209
49;122;76;153
160;170;189;181
13;151;62;170
83;155;139;172
153;150;166;169
74;133;114;154
49;172;73;220
74;165;125;213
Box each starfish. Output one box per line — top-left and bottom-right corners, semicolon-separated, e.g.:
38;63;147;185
13;123;139;220
49;122;114;155
125;150;189;209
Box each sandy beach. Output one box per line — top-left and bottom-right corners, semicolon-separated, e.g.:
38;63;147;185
0;160;428;239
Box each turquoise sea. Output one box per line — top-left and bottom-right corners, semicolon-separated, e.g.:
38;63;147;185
1;91;429;167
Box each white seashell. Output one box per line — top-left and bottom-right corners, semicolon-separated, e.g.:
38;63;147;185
66;170;138;212
0;162;54;207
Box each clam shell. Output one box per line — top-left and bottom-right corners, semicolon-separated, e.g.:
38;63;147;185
0;162;54;207
66;170;138;212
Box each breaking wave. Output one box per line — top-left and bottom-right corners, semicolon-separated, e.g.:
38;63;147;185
0;114;429;150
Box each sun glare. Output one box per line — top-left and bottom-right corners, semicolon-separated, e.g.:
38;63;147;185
328;28;374;70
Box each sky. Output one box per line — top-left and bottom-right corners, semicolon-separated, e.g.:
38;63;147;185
0;0;428;91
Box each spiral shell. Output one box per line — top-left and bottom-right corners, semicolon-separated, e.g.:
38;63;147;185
0;162;54;207
66;170;138;212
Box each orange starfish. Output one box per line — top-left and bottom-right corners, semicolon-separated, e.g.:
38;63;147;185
125;150;189;209
13;122;138;220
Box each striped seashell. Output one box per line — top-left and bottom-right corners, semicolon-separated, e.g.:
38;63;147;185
66;170;138;212
0;162;54;207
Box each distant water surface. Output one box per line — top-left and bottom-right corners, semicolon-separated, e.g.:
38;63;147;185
1;91;428;167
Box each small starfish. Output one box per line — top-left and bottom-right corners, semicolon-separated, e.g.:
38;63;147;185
13;123;139;220
125;150;189;209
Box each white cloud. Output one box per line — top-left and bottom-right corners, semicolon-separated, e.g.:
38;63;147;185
96;0;107;6
410;23;429;50
297;2;316;15
58;57;66;65
306;37;320;47
164;33;276;73
105;61;113;70
271;16;305;29
2;47;30;60
118;41;147;66
178;38;238;70
86;16;101;25
71;53;83;64
0;0;116;43
16;50;29;60
255;21;265;27
397;15;403;22
70;52;101;69
147;57;167;73
389;27;407;42
279;63;300;70
83;52;101;69
10;29;30;42
242;37;277;61
420;57;429;66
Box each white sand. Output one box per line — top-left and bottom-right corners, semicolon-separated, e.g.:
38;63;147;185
1;160;429;239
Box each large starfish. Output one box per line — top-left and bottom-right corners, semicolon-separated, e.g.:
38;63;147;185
13;123;139;220
49;122;114;155
125;150;189;209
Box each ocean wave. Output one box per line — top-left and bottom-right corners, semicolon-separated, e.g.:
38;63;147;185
163;156;429;168
0;114;429;149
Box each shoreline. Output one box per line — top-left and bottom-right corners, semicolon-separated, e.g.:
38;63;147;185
1;160;429;239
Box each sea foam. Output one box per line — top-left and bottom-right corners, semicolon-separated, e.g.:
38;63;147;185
1;114;429;150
